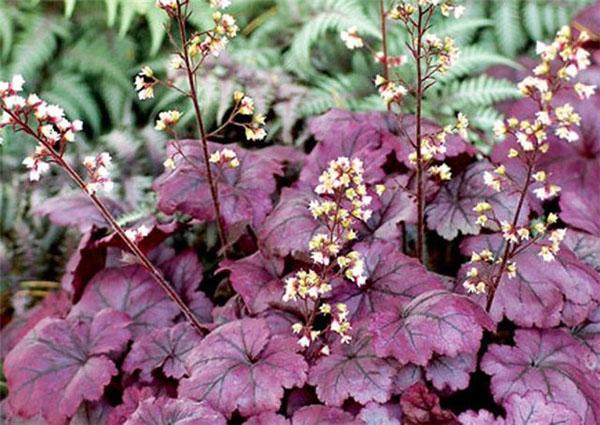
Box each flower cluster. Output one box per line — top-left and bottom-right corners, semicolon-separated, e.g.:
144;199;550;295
134;66;156;101
233;90;267;141
374;75;407;105
209;148;239;168
0;75;84;181
463;213;565;295
187;10;238;59
408;113;469;181
422;33;459;74
155;110;182;132
468;27;594;297
82;152;114;194
340;26;364;50
283;157;382;349
124;224;151;244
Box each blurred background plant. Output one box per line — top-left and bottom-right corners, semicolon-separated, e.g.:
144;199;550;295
0;0;595;317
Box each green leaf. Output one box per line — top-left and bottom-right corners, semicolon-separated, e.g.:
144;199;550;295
64;0;77;18
438;75;521;109
0;6;14;61
438;46;521;82
523;0;544;41
493;0;526;57
105;0;118;26
43;74;102;134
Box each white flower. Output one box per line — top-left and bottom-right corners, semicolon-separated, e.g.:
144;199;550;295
155;110;182;131
125;224;152;243
574;82;596;100
10;74;25;92
340;26;364;50
210;0;231;9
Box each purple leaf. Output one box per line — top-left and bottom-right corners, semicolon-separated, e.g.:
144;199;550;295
107;386;155;425
560;174;600;235
461;235;600;327
503;391;581;425
400;383;459;425
332;240;444;322
302;109;392;188
154;140;283;230
569;305;600;371
96;221;181;257
564;230;600;272
358;402;402;425
393;364;423;394
219;252;285;314
123;322;203;381
244;412;289;425
457;409;502;425
34;194;126;232
426;161;529;240
361;175;416;240
481;329;600;425
0;291;71;358
308;327;395;406
425;352;477;392
69;265;180;337
4;309;131;424
179;318;308;417
61;229;107;301
258;187;325;258
160;250;203;299
161;250;213;323
291;405;360;425
70;399;113;425
370;290;494;365
124;397;226;425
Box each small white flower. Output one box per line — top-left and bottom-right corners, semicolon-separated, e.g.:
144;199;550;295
340;26;364;50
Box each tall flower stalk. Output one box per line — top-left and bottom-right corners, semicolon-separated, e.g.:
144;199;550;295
341;0;465;263
136;0;266;256
463;26;596;310
0;76;208;335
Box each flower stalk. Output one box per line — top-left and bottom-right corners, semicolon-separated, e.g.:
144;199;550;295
0;102;208;335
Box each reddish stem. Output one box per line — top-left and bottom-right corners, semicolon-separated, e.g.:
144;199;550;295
175;0;228;255
486;156;536;311
379;0;391;112
414;6;425;263
4;108;208;335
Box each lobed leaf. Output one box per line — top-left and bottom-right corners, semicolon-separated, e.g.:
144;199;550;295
332;240;444;323
482;329;600;425
5;309;131;424
69;265;180;337
179;318;308;418
308;328;395;406
370;290;494;366
154;140;283;231
461;235;600;327
124;397;226;425
123;322;203;382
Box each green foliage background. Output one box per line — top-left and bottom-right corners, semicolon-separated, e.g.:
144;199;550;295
0;0;594;293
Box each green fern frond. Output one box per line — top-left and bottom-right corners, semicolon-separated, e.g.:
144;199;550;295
0;6;14;61
438;75;521;108
43;74;102;134
438;46;521;81
493;0;527;57
284;0;378;79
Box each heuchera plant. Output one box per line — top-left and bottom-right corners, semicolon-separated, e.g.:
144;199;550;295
1;0;600;424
